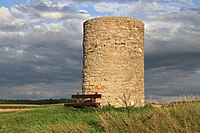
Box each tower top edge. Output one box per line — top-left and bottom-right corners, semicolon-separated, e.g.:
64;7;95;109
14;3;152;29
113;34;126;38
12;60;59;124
84;16;144;25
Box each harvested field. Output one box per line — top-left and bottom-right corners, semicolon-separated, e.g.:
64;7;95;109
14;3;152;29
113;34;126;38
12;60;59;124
0;104;40;107
0;104;37;112
0;108;32;113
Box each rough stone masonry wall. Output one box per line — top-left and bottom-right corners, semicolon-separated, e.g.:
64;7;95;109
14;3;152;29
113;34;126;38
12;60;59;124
82;16;144;107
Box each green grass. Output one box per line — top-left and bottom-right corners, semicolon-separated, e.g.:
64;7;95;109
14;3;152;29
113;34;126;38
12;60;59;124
0;105;100;132
0;102;200;133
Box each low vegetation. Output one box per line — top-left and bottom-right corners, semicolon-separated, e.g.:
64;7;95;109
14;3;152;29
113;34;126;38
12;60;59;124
0;101;200;132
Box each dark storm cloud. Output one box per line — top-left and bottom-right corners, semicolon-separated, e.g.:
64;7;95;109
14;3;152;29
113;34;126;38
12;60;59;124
0;26;83;84
0;23;83;84
146;51;200;70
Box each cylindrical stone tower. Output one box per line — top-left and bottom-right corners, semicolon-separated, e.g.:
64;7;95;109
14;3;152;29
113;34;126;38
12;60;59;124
82;16;144;107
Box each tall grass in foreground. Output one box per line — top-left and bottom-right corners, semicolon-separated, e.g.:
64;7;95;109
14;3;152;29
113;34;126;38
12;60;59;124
0;102;200;133
98;102;200;133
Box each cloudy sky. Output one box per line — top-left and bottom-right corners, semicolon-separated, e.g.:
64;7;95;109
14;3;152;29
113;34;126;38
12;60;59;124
0;0;200;102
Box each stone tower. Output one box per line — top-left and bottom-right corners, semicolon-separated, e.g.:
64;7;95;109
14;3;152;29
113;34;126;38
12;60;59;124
82;16;144;107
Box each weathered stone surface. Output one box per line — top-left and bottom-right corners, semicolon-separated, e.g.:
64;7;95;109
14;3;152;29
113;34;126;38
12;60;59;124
82;16;144;107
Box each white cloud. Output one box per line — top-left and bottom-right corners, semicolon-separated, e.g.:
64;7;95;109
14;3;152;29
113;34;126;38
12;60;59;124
0;31;25;38
11;1;91;21
0;7;26;28
32;23;64;33
132;1;162;12
0;7;12;19
145;21;183;41
93;2;124;13
195;69;200;74
144;9;200;54
16;49;24;55
175;0;192;3
0;7;13;28
78;9;88;13
3;47;9;52
40;12;63;19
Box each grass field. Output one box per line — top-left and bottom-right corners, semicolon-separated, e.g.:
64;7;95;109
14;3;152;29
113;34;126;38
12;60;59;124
0;102;200;133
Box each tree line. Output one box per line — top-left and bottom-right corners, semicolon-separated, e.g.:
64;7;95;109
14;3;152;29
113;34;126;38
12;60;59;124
0;98;75;104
